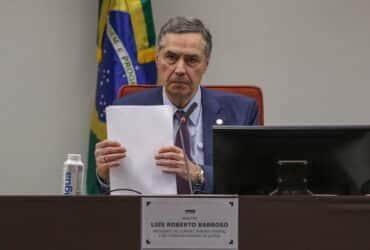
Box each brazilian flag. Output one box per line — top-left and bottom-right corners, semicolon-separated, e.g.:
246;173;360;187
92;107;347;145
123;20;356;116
87;0;157;194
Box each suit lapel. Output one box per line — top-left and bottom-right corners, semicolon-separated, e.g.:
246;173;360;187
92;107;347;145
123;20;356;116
201;88;227;165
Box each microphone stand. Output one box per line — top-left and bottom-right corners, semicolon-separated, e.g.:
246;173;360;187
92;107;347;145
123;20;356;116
174;102;198;195
177;122;193;194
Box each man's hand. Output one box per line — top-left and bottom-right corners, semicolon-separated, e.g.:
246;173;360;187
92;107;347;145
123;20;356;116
95;140;126;182
155;146;201;181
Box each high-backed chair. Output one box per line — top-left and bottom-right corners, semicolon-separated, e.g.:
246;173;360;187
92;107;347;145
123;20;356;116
118;84;264;125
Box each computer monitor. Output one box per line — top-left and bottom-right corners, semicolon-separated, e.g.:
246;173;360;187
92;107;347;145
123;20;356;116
213;125;370;195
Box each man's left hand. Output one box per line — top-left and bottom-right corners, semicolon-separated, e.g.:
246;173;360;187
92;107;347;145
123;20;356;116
155;146;200;181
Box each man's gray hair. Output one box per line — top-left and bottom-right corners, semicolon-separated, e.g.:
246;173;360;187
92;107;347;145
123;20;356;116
157;16;212;59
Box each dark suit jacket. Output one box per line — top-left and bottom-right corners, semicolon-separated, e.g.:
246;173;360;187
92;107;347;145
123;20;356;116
114;86;259;193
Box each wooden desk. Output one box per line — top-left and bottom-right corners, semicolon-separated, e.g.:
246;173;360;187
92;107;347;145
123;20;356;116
0;196;369;250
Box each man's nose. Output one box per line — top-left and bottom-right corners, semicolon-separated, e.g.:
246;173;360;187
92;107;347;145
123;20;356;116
174;58;186;75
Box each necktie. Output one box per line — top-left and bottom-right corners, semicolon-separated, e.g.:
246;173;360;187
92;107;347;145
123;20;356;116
174;110;191;194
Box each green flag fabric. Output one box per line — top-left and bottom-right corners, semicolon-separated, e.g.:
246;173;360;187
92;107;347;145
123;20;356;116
87;0;157;194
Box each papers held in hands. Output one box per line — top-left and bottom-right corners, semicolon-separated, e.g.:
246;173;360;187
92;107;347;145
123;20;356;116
106;105;177;195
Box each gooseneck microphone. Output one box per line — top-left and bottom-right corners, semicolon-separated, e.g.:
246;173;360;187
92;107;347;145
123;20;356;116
180;102;198;124
175;102;198;194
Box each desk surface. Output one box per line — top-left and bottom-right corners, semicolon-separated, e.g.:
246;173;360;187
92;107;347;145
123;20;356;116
0;196;369;250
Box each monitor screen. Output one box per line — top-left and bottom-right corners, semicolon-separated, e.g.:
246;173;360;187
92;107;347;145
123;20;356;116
213;125;370;195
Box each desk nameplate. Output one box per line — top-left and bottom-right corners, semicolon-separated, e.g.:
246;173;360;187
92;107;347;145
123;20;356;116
141;196;238;250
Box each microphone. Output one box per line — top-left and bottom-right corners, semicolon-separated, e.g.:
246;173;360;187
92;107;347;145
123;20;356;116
180;102;198;124
175;102;198;194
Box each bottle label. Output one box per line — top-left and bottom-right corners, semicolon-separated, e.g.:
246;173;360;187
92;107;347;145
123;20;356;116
63;165;83;195
64;171;73;195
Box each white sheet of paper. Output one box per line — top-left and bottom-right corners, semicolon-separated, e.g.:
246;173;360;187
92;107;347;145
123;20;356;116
106;105;177;195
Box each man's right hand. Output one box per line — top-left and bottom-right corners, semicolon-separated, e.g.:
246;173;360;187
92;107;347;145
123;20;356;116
95;140;127;182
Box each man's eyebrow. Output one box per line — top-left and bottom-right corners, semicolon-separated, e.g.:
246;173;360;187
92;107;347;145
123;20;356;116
185;54;200;58
164;50;177;54
164;50;200;57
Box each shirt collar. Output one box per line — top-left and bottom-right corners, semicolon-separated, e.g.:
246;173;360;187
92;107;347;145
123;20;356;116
162;86;202;126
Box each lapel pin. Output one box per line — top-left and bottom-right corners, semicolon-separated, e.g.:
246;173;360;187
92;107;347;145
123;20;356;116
216;119;223;125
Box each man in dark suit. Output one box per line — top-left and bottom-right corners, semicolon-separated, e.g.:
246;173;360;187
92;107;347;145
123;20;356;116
94;16;259;193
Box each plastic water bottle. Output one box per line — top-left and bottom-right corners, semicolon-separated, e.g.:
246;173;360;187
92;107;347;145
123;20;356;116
62;154;85;195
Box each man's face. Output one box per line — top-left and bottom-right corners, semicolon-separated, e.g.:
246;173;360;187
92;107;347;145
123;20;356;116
156;33;209;107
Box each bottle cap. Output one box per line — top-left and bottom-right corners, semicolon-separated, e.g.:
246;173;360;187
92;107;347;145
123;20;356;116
67;153;82;162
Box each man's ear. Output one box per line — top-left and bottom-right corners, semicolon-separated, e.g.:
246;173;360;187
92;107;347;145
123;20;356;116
203;58;210;71
204;55;210;67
